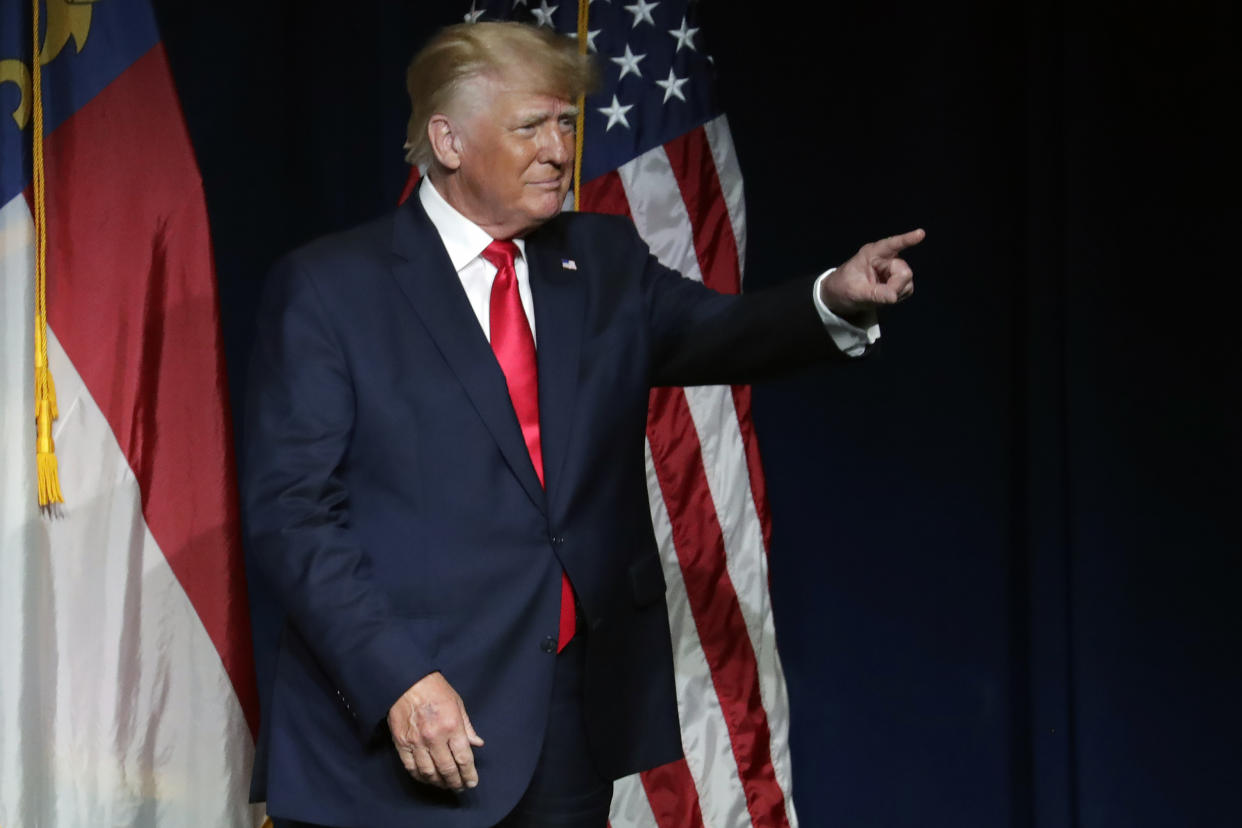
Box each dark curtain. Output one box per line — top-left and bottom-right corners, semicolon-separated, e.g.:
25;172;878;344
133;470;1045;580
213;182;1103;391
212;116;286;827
152;1;1240;825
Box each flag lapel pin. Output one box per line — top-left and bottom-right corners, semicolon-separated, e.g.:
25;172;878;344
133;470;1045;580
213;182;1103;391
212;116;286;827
561;258;578;270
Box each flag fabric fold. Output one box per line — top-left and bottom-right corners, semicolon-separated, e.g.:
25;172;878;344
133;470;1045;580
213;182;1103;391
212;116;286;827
0;1;262;825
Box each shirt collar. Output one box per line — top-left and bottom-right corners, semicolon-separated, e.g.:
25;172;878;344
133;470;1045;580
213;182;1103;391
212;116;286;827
418;176;525;272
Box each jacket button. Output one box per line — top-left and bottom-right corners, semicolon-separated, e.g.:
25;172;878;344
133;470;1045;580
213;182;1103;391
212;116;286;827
540;636;557;654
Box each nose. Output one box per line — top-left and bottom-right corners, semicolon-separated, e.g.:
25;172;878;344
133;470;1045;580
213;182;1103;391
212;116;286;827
537;123;572;167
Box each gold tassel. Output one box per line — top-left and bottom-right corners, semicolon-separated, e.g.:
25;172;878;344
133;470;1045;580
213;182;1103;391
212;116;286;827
32;0;63;507
36;398;63;506
34;321;58;419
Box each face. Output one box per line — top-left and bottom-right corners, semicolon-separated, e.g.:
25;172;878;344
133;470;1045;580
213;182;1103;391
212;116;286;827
442;78;577;238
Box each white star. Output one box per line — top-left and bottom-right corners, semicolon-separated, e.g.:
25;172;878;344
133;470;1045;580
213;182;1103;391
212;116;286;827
597;94;634;131
668;16;699;52
610;43;646;80
655;67;688;103
623;0;659;28
531;0;558;27
463;1;485;23
569;28;602;52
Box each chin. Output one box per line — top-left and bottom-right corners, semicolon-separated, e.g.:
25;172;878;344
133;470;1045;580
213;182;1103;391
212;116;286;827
530;194;566;220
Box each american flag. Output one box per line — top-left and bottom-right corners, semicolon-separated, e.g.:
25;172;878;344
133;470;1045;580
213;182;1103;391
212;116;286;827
461;2;800;826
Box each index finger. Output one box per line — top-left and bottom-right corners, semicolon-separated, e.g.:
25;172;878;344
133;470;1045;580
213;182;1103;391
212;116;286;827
872;228;926;258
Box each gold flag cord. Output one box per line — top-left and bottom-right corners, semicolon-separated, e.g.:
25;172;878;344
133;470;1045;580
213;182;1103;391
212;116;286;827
32;0;63;506
572;0;588;211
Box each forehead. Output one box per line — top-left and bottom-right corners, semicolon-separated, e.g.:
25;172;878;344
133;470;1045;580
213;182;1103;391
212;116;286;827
459;74;573;119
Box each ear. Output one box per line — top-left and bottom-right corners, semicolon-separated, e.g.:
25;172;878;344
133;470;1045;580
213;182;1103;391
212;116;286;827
428;114;464;171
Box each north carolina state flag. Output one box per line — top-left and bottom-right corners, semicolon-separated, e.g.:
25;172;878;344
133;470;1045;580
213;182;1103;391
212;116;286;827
0;1;262;825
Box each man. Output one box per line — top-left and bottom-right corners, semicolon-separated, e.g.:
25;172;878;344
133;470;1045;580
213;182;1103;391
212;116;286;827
243;21;922;828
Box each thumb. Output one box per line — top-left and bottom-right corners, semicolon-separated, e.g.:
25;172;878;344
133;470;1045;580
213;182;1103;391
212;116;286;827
460;702;485;746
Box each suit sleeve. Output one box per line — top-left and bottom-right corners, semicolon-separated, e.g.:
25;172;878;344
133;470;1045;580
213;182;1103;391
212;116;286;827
630;225;846;387
242;254;437;741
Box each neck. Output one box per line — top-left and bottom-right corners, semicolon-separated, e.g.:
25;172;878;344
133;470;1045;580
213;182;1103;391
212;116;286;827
428;170;531;240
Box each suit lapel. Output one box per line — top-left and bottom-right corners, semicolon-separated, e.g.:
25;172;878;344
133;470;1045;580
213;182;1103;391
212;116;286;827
388;200;546;514
525;222;584;506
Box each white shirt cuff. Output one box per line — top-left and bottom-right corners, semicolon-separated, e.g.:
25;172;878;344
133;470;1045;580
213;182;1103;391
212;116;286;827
812;269;880;357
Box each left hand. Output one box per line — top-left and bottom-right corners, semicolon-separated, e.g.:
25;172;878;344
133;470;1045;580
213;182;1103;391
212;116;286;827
820;228;926;317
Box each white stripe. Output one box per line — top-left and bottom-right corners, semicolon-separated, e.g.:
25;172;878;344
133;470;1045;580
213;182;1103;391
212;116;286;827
610;774;662;828
617;146;706;283
0;196;35;548
0;194;41;828
0;196;264;828
702;116;748;281
620;148;798;825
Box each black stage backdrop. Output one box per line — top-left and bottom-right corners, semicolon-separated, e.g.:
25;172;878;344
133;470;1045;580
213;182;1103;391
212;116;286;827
149;1;1240;825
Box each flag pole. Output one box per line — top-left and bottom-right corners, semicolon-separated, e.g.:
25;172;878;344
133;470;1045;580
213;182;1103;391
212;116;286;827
572;0;588;212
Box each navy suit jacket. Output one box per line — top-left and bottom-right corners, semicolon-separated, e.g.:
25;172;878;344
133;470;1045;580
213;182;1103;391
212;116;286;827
241;197;840;827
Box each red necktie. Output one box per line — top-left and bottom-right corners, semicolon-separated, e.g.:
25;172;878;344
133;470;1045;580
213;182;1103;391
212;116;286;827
480;240;576;652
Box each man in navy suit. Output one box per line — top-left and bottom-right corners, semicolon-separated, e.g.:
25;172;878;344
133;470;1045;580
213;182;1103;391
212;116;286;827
243;21;922;828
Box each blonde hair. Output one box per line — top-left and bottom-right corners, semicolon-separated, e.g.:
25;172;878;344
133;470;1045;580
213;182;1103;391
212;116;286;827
404;21;597;167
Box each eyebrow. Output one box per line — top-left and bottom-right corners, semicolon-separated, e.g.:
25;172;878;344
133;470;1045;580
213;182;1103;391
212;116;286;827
516;107;581;127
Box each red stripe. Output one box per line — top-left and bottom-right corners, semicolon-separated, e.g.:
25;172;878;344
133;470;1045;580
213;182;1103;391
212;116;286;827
39;44;258;734
730;385;774;552
663;129;775;554
646;387;790;828
640;759;707;828
580;170;632;218
663;128;740;295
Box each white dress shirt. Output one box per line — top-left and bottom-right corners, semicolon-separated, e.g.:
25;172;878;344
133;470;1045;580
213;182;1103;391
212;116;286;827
420;178;539;344
419;178;876;355
812;271;881;356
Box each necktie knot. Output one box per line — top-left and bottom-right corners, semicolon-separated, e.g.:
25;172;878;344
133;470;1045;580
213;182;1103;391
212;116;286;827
481;239;520;272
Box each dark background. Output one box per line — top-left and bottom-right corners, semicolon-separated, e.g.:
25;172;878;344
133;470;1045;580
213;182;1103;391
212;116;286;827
151;1;1240;825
